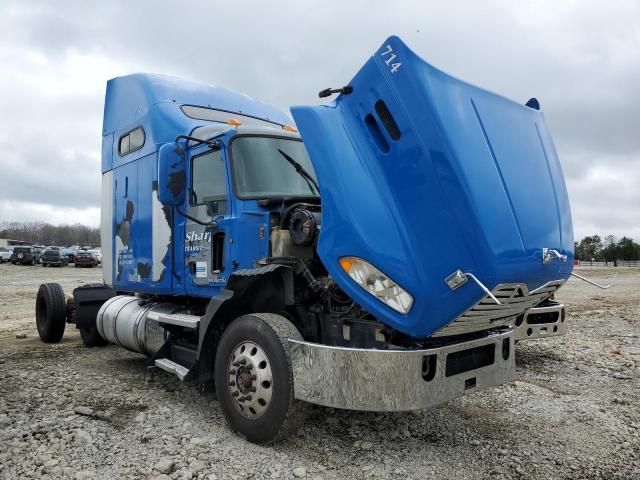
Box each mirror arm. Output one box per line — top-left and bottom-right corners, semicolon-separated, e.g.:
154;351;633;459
570;271;616;289
175;208;217;229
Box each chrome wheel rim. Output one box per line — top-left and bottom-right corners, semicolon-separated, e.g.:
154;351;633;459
227;341;273;419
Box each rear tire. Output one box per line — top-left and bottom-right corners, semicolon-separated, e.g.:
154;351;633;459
79;326;107;347
214;313;308;444
35;283;67;343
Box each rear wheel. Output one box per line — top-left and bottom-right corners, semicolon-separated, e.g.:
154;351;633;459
214;313;308;444
35;283;67;343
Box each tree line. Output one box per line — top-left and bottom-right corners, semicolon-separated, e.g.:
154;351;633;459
0;221;100;247
574;235;640;261
2;220;638;260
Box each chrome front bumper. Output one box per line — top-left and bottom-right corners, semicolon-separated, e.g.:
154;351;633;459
513;302;566;341
289;329;514;411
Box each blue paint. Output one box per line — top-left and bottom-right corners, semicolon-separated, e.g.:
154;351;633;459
102;37;573;341
103;74;292;297
102;74;291;172
291;36;573;338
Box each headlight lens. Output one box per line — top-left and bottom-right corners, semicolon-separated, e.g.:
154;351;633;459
338;257;413;314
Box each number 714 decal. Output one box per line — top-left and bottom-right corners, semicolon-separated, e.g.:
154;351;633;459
380;44;401;73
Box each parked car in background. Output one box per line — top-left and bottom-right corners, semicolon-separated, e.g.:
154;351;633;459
42;249;70;267
64;247;78;263
33;246;46;263
0;247;11;263
10;246;41;265
88;249;102;264
74;250;98;268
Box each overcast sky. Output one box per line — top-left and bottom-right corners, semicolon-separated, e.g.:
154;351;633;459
0;0;638;241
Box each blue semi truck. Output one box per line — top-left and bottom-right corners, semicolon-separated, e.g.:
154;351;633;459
35;36;574;443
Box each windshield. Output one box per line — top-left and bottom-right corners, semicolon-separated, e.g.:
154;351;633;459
231;136;319;199
14;247;31;253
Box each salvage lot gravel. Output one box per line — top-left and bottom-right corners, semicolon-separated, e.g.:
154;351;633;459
0;264;638;479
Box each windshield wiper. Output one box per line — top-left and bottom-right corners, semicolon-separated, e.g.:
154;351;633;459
277;149;320;195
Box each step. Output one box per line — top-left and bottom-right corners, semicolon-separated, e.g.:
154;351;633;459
155;358;191;381
147;312;201;329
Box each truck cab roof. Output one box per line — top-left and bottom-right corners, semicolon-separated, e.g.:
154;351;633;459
102;73;293;173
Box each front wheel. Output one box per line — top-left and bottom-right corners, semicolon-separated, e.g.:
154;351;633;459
214;313;308;444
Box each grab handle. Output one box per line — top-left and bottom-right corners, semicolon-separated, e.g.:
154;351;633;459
543;248;567;264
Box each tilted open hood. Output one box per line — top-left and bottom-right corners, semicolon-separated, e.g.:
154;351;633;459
291;36;573;339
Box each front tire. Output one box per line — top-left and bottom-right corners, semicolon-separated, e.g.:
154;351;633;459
214;313;308;444
35;283;67;343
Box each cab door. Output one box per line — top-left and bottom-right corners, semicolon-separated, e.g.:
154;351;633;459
184;146;232;297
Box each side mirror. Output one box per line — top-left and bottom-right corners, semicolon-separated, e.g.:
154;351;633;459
158;142;186;205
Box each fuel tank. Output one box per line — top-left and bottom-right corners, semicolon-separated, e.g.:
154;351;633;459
291;36;573;339
96;296;172;356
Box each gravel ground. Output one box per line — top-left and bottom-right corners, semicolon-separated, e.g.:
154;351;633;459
0;264;638;479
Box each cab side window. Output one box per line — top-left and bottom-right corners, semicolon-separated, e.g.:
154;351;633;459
191;150;227;213
118;127;145;156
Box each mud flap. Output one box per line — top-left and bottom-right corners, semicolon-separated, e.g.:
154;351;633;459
73;284;116;329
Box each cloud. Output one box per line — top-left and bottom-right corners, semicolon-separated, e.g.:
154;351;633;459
0;0;638;242
567;156;640;240
0;200;100;226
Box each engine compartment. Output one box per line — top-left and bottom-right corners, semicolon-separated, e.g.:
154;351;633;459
259;200;389;349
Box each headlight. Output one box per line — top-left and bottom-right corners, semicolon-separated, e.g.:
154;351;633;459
338;257;413;314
